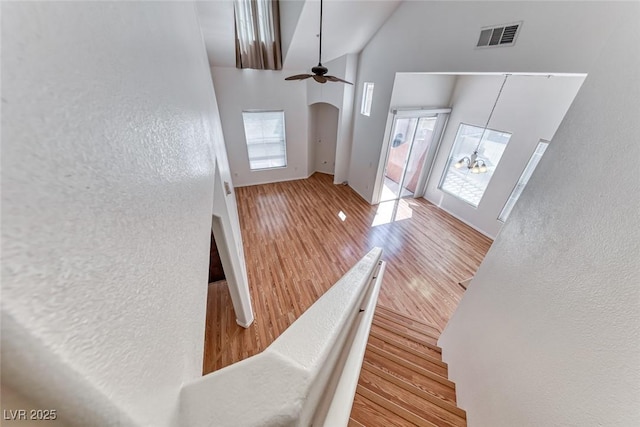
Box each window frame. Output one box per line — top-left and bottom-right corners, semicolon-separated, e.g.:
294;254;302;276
241;110;287;171
361;82;374;116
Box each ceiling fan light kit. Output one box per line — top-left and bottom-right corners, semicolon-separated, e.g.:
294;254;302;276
285;0;353;85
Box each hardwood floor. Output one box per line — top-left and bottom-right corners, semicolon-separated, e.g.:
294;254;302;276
202;173;492;375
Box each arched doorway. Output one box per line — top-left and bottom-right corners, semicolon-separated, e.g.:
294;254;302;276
309;102;339;175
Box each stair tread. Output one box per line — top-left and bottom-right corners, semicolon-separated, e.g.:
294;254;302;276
376;305;441;331
367;335;448;378
371;323;442;358
363;361;467;421
369;330;447;369
351;389;416;427
375;306;441;335
373;318;441;349
364;347;458;404
360;367;465;427
374;315;440;342
348;417;367;427
367;344;455;388
357;384;439;427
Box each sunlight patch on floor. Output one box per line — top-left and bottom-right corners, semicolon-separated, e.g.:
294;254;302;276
371;199;414;227
380;177;413;202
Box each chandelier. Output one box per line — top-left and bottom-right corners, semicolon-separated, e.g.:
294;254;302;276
454;150;487;174
455;74;509;174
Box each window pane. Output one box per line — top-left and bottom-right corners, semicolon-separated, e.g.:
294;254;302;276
361;82;374;116
439;123;511;207
498;140;549;221
242;111;287;170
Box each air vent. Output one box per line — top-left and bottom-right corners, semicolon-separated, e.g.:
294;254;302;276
476;22;521;48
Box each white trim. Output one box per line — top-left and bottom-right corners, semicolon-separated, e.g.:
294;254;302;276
391;107;452;117
233;174;310;188
235;318;253;328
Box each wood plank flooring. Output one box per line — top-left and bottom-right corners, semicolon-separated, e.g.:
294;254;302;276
202;173;492;375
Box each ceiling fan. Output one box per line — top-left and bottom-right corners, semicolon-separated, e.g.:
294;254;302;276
285;0;353;85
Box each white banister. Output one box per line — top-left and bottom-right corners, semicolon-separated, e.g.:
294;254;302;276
180;248;384;427
315;260;386;426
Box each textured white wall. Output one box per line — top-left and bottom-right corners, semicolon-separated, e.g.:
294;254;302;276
439;4;640;426
1;2;239;426
423;74;584;238
348;1;633;202
211;67;310;187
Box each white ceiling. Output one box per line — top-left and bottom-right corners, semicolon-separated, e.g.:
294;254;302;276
196;0;402;71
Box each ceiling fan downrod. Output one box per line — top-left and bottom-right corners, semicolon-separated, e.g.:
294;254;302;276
284;0;353;85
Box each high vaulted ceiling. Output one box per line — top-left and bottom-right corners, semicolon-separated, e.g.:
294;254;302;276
196;0;402;71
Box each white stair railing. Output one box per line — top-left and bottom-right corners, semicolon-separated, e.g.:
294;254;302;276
180;247;385;427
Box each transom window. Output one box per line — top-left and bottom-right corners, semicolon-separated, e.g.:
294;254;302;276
439;123;511;207
361;82;374;116
242;110;287;170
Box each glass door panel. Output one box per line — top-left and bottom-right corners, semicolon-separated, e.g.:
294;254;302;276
378;110;449;203
401;116;438;197
380;117;418;202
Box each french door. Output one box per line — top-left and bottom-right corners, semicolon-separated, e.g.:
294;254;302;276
379;110;449;202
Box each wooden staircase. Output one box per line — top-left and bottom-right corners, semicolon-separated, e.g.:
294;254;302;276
348;306;466;427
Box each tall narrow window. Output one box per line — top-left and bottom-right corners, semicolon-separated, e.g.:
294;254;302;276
242;111;287;170
499;140;549;221
439;123;511;207
361;82;374;116
234;0;282;70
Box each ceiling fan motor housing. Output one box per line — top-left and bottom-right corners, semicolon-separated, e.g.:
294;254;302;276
312;64;328;75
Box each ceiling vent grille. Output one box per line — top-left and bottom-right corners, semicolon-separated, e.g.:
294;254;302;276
476;22;521;48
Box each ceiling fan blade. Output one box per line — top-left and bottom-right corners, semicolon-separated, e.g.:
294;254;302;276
285;74;313;81
313;75;327;84
325;75;353;85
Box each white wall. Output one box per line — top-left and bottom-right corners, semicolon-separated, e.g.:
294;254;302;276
279;0;306;62
439;4;640;426
309;103;339;175
348;1;633;202
423;74;584;238
1;2;247;426
211;67;310;186
389;73;456;108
